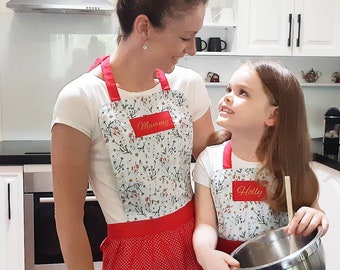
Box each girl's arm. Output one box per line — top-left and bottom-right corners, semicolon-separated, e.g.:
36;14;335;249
193;183;240;270
52;123;94;270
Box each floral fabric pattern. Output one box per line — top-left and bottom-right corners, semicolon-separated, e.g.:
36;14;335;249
210;168;288;241
98;90;193;221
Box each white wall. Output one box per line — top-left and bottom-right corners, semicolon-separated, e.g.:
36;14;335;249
0;9;120;140
0;6;339;140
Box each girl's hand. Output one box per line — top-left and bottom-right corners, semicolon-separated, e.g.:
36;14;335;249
199;249;240;270
286;206;329;236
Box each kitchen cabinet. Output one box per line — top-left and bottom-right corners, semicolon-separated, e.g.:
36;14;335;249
0;166;24;270
236;0;340;56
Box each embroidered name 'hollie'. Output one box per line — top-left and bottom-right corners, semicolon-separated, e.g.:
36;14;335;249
232;180;267;201
129;111;175;137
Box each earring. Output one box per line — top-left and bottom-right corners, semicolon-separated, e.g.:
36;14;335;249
142;43;148;50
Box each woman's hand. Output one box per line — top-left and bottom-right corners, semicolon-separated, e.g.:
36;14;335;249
286;206;329;236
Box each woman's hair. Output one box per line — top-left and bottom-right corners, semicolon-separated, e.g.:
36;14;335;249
116;0;208;39
208;60;319;212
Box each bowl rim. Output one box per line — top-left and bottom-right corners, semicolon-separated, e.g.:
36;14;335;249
230;226;324;270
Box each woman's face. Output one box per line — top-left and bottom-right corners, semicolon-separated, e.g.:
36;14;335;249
216;65;277;135
146;4;206;73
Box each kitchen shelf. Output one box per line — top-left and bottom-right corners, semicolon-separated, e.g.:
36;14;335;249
196;52;239;56
300;83;340;88
205;82;340;88
202;24;236;29
205;82;227;87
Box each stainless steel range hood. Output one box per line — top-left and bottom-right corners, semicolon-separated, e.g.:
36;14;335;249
6;0;116;15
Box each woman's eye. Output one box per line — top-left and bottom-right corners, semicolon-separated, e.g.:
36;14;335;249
181;37;191;42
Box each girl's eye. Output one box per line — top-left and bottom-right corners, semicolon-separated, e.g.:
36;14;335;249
225;87;232;93
239;89;248;96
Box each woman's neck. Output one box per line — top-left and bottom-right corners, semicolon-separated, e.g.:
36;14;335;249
110;46;159;92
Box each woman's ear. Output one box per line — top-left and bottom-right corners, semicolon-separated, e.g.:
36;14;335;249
265;106;278;127
134;14;150;37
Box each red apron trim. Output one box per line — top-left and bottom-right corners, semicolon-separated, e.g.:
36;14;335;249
223;141;232;169
101;56;121;102
216;237;244;254
106;200;194;239
155;68;171;91
89;56;171;102
232;180;267;201
129;111;175;137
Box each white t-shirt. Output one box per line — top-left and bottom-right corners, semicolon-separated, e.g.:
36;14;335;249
52;65;210;223
193;142;262;187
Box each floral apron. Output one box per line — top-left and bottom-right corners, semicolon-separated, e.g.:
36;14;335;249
94;57;200;269
213;141;288;254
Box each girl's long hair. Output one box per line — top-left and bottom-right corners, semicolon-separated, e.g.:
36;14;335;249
254;60;318;211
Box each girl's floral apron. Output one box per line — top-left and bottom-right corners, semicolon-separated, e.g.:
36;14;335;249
95;57;201;269
212;141;288;254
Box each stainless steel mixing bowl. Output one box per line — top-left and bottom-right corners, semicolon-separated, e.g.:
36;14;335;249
230;226;325;270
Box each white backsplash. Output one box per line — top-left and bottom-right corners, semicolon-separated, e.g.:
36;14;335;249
0;8;339;140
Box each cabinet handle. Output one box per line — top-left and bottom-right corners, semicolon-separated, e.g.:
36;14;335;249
7;183;11;220
287;13;292;47
296;14;301;47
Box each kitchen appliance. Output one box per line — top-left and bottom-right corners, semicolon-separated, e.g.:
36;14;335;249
6;0;115;15
0;140;106;270
231;226;325;270
323;107;340;160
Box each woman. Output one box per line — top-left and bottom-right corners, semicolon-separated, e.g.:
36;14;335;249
51;0;213;269
193;60;329;270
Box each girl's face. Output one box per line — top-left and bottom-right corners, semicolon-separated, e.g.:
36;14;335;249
146;4;206;73
216;65;277;134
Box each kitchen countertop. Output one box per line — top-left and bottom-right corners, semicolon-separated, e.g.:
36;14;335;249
0;139;339;171
311;137;340;171
0;140;51;165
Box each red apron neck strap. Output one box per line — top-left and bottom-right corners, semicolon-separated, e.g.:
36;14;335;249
89;56;171;102
223;141;232;169
155;69;171;91
101;56;121;102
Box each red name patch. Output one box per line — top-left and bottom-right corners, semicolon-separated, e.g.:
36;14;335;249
232;181;267;201
129;111;175;138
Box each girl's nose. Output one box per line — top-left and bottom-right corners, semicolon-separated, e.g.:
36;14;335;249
224;93;233;103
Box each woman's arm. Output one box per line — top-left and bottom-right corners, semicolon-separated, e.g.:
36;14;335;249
192;109;215;159
51;123;94;270
193;183;239;270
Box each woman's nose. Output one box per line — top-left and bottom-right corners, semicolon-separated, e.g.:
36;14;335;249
185;39;197;56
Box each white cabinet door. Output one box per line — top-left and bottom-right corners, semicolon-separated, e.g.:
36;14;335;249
0;166;24;270
236;0;294;56
293;0;340;56
236;0;340;56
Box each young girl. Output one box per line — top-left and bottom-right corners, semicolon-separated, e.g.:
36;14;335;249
192;60;329;270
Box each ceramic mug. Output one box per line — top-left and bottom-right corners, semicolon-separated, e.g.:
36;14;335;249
208;37;227;52
195;37;207;51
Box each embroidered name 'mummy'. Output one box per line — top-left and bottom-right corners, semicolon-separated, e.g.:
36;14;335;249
129;111;175;137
